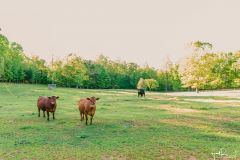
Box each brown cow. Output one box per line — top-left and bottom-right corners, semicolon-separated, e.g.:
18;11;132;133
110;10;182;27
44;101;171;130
37;96;59;121
78;97;100;125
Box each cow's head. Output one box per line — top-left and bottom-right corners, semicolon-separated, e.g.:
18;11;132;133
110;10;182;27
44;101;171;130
86;97;100;105
48;96;59;105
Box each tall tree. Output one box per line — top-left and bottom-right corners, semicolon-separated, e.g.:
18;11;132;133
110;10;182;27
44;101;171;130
137;78;146;89
145;79;159;91
180;41;213;92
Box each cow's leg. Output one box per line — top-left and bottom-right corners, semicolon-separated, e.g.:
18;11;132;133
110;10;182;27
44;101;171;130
80;112;84;121
85;114;88;125
38;108;40;117
43;111;45;117
90;116;93;125
53;112;55;119
47;111;50;121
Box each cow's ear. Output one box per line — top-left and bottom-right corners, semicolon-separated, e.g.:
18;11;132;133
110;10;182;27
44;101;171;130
56;96;59;99
96;98;100;100
48;97;51;99
86;98;90;100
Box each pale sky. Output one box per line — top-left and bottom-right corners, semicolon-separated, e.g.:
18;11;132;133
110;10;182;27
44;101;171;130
1;0;240;68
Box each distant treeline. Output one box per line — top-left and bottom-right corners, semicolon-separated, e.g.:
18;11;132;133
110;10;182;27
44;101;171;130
1;34;240;91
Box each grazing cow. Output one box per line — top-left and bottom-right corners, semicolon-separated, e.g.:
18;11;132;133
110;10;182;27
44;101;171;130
78;97;100;125
37;96;59;121
138;89;145;97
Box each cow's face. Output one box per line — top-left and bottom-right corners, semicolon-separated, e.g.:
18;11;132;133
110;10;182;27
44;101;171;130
48;96;59;105
87;97;100;105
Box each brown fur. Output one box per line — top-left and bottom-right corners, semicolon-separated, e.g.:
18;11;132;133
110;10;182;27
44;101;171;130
37;96;59;121
78;97;100;125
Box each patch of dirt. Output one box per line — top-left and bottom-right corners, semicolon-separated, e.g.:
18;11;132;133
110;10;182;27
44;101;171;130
146;104;200;114
188;156;197;160
146;96;169;101
101;154;127;160
168;97;180;101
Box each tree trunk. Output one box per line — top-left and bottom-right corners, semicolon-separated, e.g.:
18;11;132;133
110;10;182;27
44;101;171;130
196;88;199;93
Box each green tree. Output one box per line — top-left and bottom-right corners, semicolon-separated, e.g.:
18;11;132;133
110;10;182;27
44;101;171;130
61;54;89;88
211;52;240;89
24;56;49;84
137;78;146;89
145;79;159;91
181;41;213;92
84;60;111;89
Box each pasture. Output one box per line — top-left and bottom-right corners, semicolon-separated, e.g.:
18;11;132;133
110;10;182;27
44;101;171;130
0;83;240;160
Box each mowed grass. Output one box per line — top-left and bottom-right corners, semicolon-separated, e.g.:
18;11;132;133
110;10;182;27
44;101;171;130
0;83;240;160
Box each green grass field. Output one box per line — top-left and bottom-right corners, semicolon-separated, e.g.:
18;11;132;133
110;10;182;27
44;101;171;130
0;83;240;160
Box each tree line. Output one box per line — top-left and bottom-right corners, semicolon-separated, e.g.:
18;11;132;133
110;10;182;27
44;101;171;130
181;41;240;92
1;34;240;92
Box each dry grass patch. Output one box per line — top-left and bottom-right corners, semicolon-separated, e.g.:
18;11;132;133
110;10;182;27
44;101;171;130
101;155;127;160
108;91;136;95
160;119;240;139
101;152;127;160
185;99;240;103
147;96;182;102
168;97;180;101
146;104;200;114
161;119;210;130
177;101;189;104
95;93;122;96
204;114;240;122
146;96;174;101
214;102;240;107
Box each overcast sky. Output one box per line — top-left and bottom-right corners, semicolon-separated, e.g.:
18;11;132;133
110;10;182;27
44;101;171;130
1;0;240;68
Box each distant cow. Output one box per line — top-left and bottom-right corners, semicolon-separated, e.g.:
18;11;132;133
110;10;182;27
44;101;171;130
138;89;145;97
37;96;59;121
78;97;100;125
